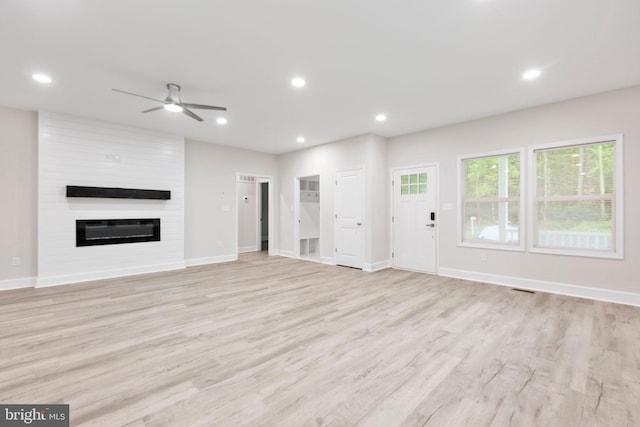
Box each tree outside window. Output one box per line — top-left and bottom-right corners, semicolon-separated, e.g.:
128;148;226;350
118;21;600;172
461;152;521;247
533;140;617;253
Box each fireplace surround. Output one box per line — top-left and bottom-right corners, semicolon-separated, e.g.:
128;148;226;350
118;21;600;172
76;219;161;247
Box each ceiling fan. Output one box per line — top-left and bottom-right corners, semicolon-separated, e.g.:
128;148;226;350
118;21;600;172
112;83;227;122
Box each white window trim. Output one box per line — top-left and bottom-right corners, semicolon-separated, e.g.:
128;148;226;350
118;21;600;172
457;148;526;251
527;134;624;259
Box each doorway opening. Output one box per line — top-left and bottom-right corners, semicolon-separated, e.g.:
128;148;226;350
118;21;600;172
237;174;274;256
260;182;269;252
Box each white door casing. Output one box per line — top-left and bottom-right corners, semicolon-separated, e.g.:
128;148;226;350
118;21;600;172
392;165;438;273
236;173;275;256
335;169;364;268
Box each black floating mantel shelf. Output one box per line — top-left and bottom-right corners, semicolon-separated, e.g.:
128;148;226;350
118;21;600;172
66;185;171;200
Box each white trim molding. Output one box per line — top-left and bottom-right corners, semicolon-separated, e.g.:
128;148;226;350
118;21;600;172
321;257;336;266
277;249;296;258
185;254;237;267
440;267;640;307
238;246;259;254
363;260;391;272
457;148;526;252
527;134;624;259
36;262;186;288
0;277;36;291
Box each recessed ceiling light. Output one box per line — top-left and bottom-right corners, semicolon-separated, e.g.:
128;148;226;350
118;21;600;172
291;77;306;88
375;113;387;122
163;103;183;113
522;69;541;80
32;73;52;84
216;117;228;125
296;136;305;143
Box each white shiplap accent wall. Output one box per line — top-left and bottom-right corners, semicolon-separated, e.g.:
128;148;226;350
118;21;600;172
38;113;185;286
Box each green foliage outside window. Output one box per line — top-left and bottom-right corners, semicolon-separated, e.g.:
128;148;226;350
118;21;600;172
462;153;520;244
535;142;614;234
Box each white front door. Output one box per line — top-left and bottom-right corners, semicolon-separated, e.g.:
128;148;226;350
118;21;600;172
335;169;364;268
393;166;438;273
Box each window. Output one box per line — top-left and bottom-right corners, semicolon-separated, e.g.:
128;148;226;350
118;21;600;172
459;150;523;248
530;135;623;258
400;173;427;195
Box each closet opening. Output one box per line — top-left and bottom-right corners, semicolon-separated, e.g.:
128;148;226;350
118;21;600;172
296;175;320;261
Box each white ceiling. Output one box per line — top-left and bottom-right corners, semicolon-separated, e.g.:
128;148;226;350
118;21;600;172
1;0;639;154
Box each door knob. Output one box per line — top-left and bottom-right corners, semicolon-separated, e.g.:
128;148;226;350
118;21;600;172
357;222;362;226
426;223;435;228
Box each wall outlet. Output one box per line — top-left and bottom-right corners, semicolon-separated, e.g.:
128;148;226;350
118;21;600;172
480;252;487;262
11;257;21;266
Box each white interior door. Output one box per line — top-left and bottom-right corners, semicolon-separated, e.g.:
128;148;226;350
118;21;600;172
335;169;364;268
393;166;438;273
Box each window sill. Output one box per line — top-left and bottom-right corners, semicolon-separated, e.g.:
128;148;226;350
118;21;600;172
458;242;525;252
528;247;623;260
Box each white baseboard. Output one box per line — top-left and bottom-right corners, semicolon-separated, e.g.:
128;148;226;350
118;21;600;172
185;254;237;267
0;276;36;291
439;267;640;307
363;260;391;272
238;246;259;253
278;250;329;264
278;249;296;258
321;257;336;266
36;261;186;288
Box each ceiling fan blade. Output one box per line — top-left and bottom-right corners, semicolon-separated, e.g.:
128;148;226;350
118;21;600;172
141;106;164;113
112;88;165;104
181;103;227;111
182;107;204;122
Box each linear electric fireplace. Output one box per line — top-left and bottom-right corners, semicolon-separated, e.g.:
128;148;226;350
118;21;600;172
76;219;161;247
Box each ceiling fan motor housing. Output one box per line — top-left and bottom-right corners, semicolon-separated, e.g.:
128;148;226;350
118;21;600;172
166;83;182;104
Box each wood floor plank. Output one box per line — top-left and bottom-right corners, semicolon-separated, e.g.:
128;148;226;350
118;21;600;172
0;252;638;426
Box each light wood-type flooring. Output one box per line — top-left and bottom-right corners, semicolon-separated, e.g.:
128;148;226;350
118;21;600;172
0;252;638;426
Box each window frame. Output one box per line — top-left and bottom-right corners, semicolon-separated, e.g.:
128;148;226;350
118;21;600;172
457;148;525;251
527;134;624;259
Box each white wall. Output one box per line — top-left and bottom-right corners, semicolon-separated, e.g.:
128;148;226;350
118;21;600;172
388;85;640;297
278;133;388;269
3;84;639;305
368;134;389;265
38;113;185;286
0;107;37;289
184;140;277;265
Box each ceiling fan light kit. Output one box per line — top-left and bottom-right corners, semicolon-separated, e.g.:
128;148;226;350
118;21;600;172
163;103;183;113
112;83;227;122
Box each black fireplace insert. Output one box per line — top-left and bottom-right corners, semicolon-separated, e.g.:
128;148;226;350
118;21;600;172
76;219;160;247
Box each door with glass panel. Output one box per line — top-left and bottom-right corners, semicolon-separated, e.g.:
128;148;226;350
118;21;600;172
392;166;438;273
